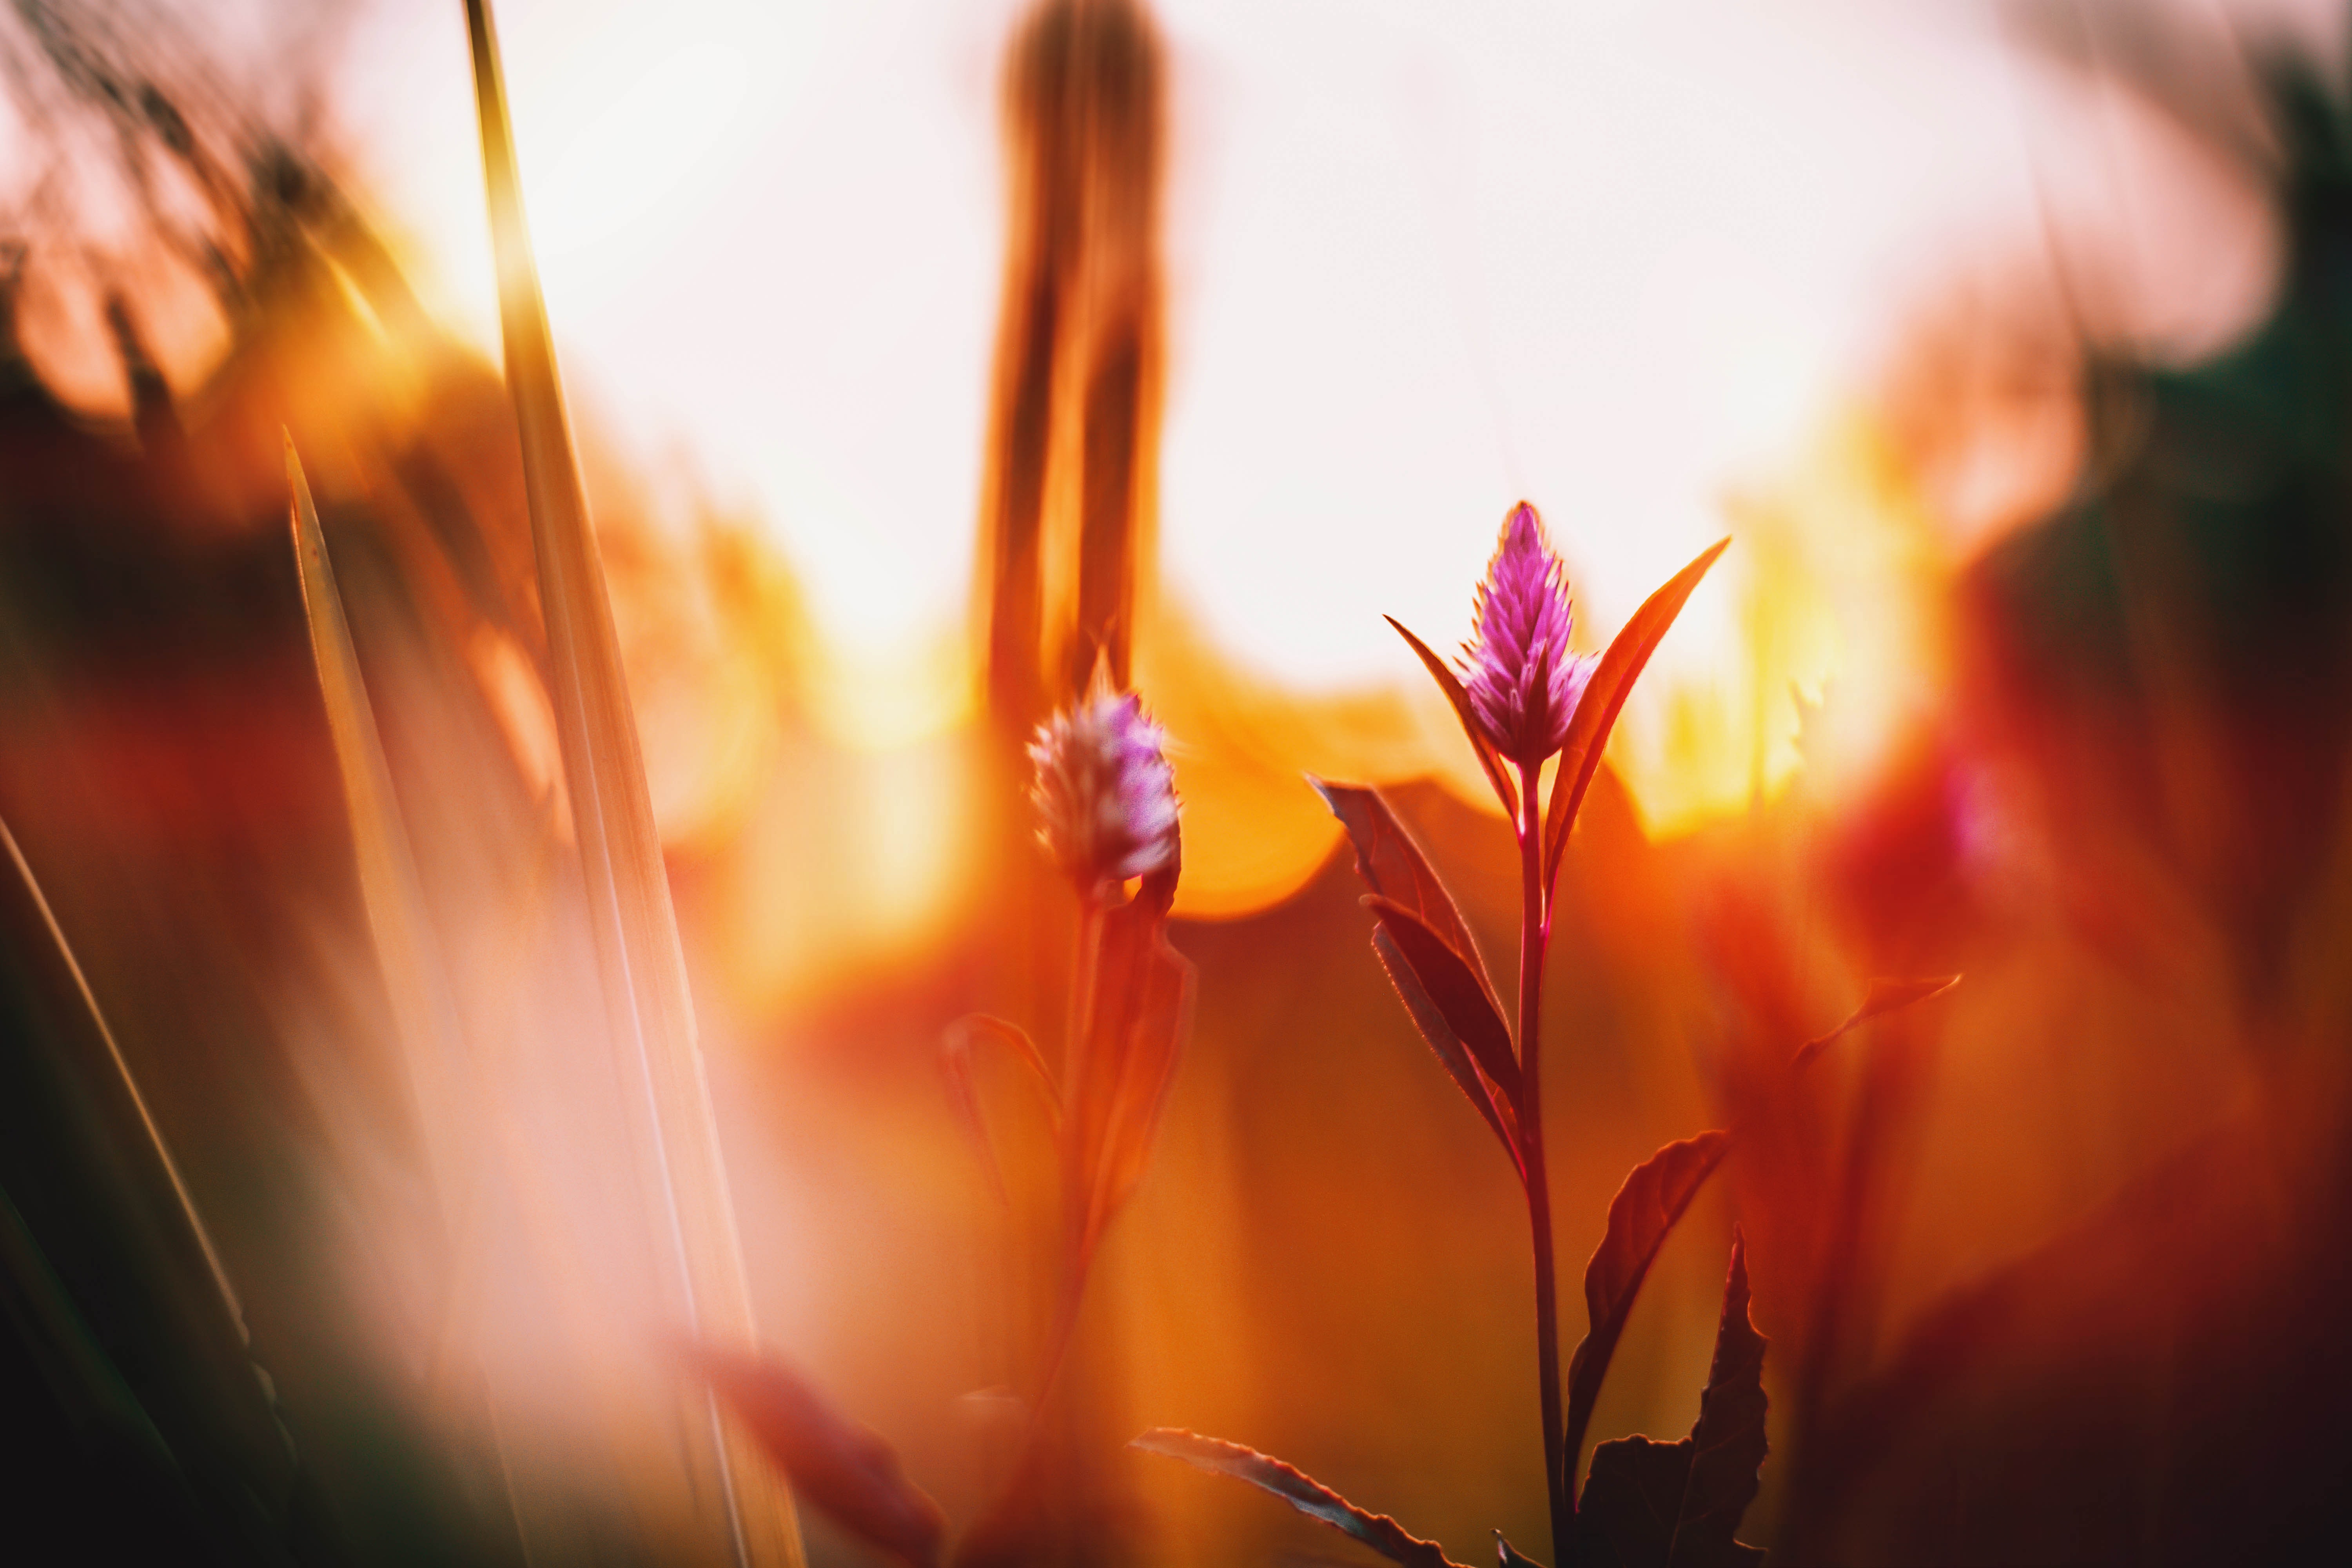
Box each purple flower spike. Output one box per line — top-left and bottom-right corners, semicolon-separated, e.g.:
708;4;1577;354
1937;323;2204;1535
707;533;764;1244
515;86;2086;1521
1030;682;1180;890
1461;502;1595;765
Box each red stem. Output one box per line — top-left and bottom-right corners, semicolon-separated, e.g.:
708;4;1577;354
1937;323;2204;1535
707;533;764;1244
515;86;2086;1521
1518;758;1570;1560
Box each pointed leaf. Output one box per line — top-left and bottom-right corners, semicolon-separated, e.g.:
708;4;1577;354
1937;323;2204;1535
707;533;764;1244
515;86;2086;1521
1496;1532;1549;1566
1311;778;1497;995
1371;927;1523;1180
683;1343;943;1568
1133;1429;1468;1568
1572;1241;1767;1568
1565;1131;1735;1495
289;439;483;1209
1790;975;1961;1072
1668;1235;1769;1568
1065;900;1196;1266
1544;540;1731;894
1364;897;1520;1111
1577;1437;1698;1568
940;1014;1060;1207
2;818;297;1545
1385;616;1518;820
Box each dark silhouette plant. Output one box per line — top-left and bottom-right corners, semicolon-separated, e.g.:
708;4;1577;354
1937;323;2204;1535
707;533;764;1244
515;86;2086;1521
1131;503;1957;1567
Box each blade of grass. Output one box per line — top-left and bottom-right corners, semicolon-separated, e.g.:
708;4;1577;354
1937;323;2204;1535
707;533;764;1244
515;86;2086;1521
288;439;538;1551
2;815;297;1550
462;4;799;1564
287;440;474;1182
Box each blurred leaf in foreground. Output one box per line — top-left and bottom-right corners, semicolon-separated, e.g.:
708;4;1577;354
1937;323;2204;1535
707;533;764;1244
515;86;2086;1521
684;1343;944;1568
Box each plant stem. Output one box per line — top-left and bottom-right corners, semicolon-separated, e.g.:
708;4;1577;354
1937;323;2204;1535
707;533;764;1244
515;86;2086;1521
1039;889;1106;1400
1517;759;1570;1560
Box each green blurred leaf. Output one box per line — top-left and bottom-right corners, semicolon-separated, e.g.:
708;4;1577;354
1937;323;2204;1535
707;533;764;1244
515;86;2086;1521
2;816;300;1559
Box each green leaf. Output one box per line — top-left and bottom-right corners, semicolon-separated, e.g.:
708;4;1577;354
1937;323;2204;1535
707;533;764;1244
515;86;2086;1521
1133;1428;1467;1567
1;817;296;1553
1381;619;1519;821
1370;927;1523;1180
1310;778;1499;998
1363;897;1521;1113
1565;1132;1735;1500
684;1343;944;1568
1543;540;1731;896
1573;1238;1768;1568
1789;975;1961;1071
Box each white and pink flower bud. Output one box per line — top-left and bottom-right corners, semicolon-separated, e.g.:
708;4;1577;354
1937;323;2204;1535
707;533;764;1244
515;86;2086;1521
1029;685;1180;891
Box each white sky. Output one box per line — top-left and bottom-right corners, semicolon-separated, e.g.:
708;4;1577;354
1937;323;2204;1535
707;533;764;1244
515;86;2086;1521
328;0;2335;695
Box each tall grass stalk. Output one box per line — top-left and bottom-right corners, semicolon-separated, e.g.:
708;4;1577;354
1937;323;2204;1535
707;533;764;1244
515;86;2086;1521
461;2;800;1562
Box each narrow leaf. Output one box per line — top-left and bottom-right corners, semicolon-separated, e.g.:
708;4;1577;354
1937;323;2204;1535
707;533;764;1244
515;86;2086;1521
289;439;478;1202
684;1343;944;1568
2;818;296;1543
1565;1131;1735;1497
1668;1234;1769;1568
1372;929;1523;1180
1065;899;1196;1267
940;1014;1060;1207
1133;1429;1468;1568
1311;778;1498;997
1495;1532;1548;1566
1544;540;1731;895
1364;897;1520;1111
463;4;791;1559
1789;975;1961;1072
1384;617;1518;820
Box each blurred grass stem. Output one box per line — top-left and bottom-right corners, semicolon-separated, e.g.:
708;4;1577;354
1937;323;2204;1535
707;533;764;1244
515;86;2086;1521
462;1;799;1561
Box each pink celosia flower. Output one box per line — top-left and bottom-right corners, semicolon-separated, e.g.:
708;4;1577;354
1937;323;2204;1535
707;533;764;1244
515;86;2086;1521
1461;502;1595;764
1030;683;1180;889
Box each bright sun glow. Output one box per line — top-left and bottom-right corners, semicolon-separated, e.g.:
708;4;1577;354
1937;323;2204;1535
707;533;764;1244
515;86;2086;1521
327;0;2282;911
